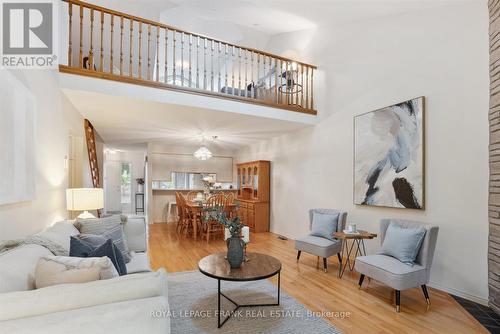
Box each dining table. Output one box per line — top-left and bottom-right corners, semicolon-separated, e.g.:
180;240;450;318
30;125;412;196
185;201;238;240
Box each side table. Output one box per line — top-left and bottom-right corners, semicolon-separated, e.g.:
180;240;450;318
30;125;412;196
334;230;377;278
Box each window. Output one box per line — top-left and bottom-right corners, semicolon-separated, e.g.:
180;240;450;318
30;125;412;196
152;172;216;190
121;163;131;204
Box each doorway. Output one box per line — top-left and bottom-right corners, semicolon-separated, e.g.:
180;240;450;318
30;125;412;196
104;161;132;214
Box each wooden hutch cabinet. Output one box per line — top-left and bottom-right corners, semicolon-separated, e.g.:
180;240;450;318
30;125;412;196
236;160;270;232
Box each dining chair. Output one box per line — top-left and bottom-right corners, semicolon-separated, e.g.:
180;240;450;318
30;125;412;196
202;193;226;242
224;193;235;217
186;191;199;203
176;192;195;237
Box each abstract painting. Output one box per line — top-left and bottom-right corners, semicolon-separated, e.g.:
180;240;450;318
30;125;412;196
354;97;424;209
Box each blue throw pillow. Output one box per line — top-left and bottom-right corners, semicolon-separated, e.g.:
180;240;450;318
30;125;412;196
89;239;127;276
310;212;339;241
380;223;426;266
70;237;127;275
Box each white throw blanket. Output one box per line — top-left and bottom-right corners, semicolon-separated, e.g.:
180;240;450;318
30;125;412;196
0;236;68;256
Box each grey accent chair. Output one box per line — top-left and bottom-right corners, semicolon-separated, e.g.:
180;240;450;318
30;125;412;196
355;219;439;312
295;209;347;272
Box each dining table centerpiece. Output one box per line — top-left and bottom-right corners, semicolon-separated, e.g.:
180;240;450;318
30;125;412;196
205;207;245;268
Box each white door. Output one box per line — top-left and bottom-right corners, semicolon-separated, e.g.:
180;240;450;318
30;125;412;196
104;161;121;213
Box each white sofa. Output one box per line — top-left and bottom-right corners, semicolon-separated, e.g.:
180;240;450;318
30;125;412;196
0;216;170;334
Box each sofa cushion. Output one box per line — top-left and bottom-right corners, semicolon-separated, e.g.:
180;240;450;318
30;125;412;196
355;254;427;291
76;215;131;262
295;235;341;258
0;269;168;322
381;223;426;266
0;244;53;293
126;251;151;274
0;296;170;334
310;212;339;241
124;216;147;252
36;221;80;255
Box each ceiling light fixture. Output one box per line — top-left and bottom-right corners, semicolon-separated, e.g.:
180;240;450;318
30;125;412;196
194;146;212;160
194;136;216;160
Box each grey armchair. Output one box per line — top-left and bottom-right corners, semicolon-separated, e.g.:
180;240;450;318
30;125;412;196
295;209;347;272
355;219;439;312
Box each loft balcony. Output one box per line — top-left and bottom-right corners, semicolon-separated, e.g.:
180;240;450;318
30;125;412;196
59;0;317;116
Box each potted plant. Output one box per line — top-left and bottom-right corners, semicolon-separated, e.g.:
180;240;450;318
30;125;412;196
205;207;244;268
136;178;145;194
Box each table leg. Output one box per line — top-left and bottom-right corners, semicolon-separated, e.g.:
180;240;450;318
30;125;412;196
216;271;281;328
217;279;221;328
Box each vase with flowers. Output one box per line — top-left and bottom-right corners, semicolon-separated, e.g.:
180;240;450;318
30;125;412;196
136;178;145;194
205;206;244;268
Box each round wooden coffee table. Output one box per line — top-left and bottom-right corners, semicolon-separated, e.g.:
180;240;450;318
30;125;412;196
198;252;282;328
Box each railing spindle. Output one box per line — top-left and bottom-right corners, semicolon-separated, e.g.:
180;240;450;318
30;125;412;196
129;19;133;76
196;36;200;88
280;59;284;104
250;51;254;89
231;46;235;95
203;38;207;90
119;16;123;75
189;34;192;87
155;25;159;81
164;28;168;83
110;14;114;73
147;24;151;80
268;57;272;93
68;1;72;67
138;22;142;78
218;42;222;92
244;49;248;98
224;44;228;92
210;40;214;92
305;66;309;109
274;58;280;103
89;9;94;70
79;5;83;68
172;30;176;83
99;10;104;72
238;48;242;94
181;32;184;86
301;64;304;107
310;68;314;110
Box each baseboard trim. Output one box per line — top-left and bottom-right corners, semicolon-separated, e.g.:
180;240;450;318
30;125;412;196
428;281;488;306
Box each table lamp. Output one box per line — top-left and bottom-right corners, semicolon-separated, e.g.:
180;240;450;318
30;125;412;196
66;188;104;219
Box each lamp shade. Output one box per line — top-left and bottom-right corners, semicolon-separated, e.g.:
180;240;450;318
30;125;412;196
66;188;104;211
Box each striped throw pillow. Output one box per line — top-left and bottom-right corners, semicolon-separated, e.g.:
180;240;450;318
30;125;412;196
76;215;131;263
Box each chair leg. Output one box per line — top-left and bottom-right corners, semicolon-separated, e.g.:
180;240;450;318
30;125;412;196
337;253;342;264
358;274;365;289
296;250;301;262
395;290;401;313
323;257;327;273
421;285;430;310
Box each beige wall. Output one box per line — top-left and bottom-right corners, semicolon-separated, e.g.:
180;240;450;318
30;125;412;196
237;2;490;303
0;70;87;240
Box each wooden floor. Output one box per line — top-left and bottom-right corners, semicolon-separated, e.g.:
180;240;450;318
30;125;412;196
149;223;487;334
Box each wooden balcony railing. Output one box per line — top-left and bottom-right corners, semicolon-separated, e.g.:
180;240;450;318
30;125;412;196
59;0;317;115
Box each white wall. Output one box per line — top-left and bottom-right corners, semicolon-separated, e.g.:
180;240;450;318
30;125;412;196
237;2;490;303
0;70;85;240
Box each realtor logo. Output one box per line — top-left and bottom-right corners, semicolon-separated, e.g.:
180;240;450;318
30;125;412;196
1;0;58;68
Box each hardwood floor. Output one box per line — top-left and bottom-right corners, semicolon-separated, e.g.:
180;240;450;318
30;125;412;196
149;223;487;334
